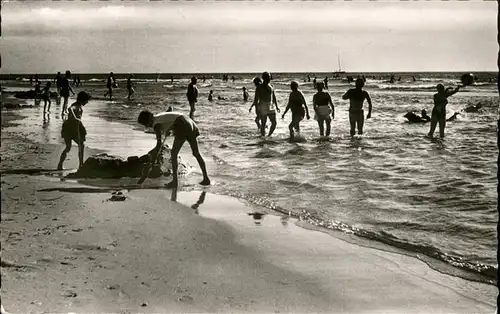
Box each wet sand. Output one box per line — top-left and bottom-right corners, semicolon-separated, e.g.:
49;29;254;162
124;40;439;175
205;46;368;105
0;94;496;313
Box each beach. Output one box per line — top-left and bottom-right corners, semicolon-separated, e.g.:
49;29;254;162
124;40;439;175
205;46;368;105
1;76;498;313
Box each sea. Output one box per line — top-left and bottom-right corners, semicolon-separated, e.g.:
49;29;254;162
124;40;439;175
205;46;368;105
2;71;498;285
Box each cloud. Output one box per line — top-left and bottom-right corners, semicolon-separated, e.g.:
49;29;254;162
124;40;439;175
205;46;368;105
3;1;495;37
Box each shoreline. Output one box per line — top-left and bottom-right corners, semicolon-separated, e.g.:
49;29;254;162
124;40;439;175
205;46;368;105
1;89;497;286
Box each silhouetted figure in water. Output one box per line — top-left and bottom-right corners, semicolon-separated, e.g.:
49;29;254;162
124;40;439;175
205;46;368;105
313;82;334;137
446;112;460;122
463;103;482;113
58;91;90;170
307;74;311;82
389;75;395;83
421;109;431;122
342;78;373;137
323;77;329;90
248;77;263;130
231;76;235;82
412;76;417;82
34;81;41;104
104;72;116;100
427;84;460;138
170;76;174;84
41;82;52;113
54;72;63;96
72;76;78;86
186;76;199;119
126;74;135;100
202;75;206;83
77;76;81;87
30;76;33;86
282;81;310;139
313;77;317;90
254;72;280;137
243;87;249;101
208;90;214;102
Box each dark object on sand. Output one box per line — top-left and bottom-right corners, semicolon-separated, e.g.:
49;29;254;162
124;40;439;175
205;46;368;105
460;73;475;86
463;103;482;113
2;103;33;110
67;145;187;179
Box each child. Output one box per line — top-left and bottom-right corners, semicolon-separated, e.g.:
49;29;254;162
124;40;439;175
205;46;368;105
313;82;334;137
427;84;460;138
186;76;199;119
137;109;210;188
282;81;310;139
41;82;52;112
57;91;91;170
342;78;372;136
248;77;262;130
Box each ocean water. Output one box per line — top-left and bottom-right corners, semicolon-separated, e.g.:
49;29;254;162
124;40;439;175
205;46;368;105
3;72;498;284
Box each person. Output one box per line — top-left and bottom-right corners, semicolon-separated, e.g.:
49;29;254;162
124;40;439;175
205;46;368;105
60;70;75;114
33;81;41;104
126;74;135;100
254;72;280;137
427;84;460;138
76;76;81;87
342;78;372;137
421;109;431;122
313;82;334;137
72;76;78;86
208;90;214;102
323;76;329;90
248;77;263;130
57;91;91;170
137;109;210;188
186;76;199;119
282;81;310;139
41;82;52;113
104;72;115;100
54;72;63;105
243;87;249;101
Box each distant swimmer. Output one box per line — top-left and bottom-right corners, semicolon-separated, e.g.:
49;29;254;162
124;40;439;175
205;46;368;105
313;82;334;137
77;76;81;87
313;77;317;90
427;84;460;138
323;77;329;90
342;78;373;137
137;110;210;188
104;72;116;100
208;90;214;102
248;77;263;130
186;76;199;119
254;72;280;137
446;112;460;122
282;81;310;139
243;87;249;101
126;74;135;100
58;91;91;170
463;103;482;113
41;82;52;113
404;109;431;123
60;71;75;114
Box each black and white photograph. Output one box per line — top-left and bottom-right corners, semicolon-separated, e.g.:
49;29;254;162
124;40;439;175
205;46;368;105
0;0;498;313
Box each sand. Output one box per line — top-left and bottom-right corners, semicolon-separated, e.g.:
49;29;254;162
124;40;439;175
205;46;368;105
0;99;497;313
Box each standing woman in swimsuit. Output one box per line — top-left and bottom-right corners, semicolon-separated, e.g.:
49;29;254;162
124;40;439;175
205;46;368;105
313;82;334;137
427;84;460;138
58;91;90;170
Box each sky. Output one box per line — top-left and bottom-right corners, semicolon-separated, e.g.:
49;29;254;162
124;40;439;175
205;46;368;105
0;0;497;74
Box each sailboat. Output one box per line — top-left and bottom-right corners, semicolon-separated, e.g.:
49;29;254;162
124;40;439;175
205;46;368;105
333;55;346;77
